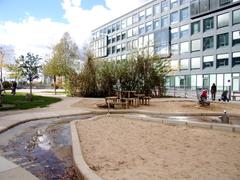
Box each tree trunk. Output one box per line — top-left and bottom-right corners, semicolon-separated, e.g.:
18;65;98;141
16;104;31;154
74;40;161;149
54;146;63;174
54;75;56;95
30;80;32;96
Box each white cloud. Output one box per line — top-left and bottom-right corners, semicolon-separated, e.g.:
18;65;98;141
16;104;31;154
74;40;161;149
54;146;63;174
0;0;149;58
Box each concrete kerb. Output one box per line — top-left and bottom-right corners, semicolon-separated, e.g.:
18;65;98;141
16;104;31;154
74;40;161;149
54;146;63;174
71;119;102;180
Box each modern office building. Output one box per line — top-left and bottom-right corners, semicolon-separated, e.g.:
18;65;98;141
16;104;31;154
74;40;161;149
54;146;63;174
91;0;240;97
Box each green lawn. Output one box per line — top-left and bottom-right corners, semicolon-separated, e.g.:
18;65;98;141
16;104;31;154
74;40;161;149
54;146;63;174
1;92;62;110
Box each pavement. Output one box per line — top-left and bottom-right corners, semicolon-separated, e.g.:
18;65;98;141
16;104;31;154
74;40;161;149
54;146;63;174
0;89;239;179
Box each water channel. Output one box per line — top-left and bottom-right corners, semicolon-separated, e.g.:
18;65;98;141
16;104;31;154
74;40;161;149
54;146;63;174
0;113;238;179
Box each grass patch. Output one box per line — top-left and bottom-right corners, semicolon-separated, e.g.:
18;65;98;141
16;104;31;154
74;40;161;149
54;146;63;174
1;92;62;110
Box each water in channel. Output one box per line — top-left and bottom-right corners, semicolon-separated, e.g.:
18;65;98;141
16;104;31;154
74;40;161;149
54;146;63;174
0;114;94;180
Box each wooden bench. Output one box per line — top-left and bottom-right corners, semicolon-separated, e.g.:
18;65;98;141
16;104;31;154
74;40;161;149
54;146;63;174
232;91;240;101
112;101;129;109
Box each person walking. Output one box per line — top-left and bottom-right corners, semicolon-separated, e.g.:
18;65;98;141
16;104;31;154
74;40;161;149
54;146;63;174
11;81;17;95
211;83;217;101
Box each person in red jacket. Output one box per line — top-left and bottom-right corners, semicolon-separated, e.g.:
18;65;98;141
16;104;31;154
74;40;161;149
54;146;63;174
200;89;207;100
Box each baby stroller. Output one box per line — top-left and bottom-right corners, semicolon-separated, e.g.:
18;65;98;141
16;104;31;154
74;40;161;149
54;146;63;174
219;90;229;102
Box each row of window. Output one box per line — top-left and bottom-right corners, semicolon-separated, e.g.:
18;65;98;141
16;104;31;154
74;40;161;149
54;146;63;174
171;30;240;55
166;73;240;91
191;9;240;36
92;1;190;40
95;8;240;49
171;52;240;71
190;0;240;17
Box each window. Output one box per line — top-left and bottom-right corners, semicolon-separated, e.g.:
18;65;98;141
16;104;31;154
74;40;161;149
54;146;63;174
112;36;116;43
190;0;200;16
153;4;161;16
203;56;214;68
171;43;178;55
144;35;149;47
116;33;121;41
171;60;179;70
107;36;111;45
203;36;214;50
191;39;201;52
191;57;200;69
161;0;169;12
153;19;160;30
121;19;127;29
217;13;229;28
217;33;229;48
180;0;188;5
132;39;138;49
217;54;229;68
199;0;209;13
180;24;189;38
219;0;231;6
203;17;214;32
170;11;178;24
161;15;169;28
171;27;179;40
145;21;152;32
171;0;178;9
127;29;132;38
116;44;121;53
191;21;200;35
233;31;240;46
233;52;240;66
133;14;138;24
112;24;116;33
112;46;116;53
217;74;224;91
127;16;132;26
180;8;189;21
116;22;121;31
121;43;126;52
233;9;240;25
146;7;152;19
127;41;132;50
180;59;189;70
139;24;145;35
139;11;145;21
180;41;189;53
138;36;144;48
132;27;138;36
122;31;126;40
149;33;154;46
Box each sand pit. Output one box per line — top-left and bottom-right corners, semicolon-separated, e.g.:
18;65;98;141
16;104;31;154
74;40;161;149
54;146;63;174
77;116;240;180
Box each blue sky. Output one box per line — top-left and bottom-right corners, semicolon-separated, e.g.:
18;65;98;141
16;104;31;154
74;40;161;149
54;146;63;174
0;0;146;57
0;0;106;23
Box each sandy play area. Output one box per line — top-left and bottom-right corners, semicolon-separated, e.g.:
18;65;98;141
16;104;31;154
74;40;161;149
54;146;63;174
77;116;240;180
72;98;240;114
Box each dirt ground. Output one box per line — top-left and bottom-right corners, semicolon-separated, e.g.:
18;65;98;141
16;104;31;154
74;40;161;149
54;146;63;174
77;116;240;180
71;98;240;114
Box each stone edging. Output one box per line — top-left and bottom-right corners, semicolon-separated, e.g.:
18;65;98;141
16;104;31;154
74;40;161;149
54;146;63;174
71;119;103;180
